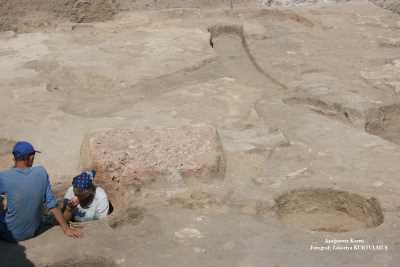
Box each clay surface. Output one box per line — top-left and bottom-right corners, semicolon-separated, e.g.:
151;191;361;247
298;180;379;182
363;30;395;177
1;0;400;266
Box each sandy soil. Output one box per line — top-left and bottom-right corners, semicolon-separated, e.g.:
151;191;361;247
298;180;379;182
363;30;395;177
1;0;400;266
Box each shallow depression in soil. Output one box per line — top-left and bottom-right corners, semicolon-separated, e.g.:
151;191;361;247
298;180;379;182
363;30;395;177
108;207;145;229
365;104;400;145
274;188;384;232
43;257;116;267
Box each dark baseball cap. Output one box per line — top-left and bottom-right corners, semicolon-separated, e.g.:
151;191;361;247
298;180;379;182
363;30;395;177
12;141;41;158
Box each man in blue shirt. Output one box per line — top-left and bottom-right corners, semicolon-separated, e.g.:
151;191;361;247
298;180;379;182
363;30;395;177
0;141;81;242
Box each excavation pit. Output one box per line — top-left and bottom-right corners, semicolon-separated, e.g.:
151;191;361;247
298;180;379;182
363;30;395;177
274;188;384;232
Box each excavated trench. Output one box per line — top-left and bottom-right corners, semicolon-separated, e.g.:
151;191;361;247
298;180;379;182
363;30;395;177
57;58;224;117
208;23;287;90
43;22;289;118
274;188;384;232
283;98;400;145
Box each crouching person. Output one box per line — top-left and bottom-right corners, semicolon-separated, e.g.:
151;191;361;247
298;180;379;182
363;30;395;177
63;171;110;222
0;141;81;242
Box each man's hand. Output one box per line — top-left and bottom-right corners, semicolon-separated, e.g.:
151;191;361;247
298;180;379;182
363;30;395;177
63;226;82;238
50;207;82;239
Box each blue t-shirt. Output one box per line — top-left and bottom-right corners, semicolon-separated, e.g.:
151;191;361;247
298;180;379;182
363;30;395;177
0;166;57;241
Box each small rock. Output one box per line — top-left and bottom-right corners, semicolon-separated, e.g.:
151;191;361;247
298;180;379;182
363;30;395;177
195;216;206;222
286;167;308;178
175;228;203;239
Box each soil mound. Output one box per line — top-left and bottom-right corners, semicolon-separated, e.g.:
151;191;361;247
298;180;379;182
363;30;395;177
80;126;226;207
0;0;118;32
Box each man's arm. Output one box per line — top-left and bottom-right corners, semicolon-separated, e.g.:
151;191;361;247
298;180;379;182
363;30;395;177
63;203;73;222
42;170;81;238
63;211;73;222
50;207;81;238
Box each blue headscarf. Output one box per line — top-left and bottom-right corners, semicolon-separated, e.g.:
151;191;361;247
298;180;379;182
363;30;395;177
72;170;96;190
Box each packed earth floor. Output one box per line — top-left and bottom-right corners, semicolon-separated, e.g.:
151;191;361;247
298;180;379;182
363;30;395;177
0;0;400;266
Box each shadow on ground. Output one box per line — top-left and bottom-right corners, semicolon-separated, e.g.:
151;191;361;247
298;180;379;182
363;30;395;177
0;241;35;267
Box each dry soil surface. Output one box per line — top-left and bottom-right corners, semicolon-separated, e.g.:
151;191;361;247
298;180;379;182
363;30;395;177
1;1;400;267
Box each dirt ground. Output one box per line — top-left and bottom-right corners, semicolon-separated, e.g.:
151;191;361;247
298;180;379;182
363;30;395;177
1;0;400;266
